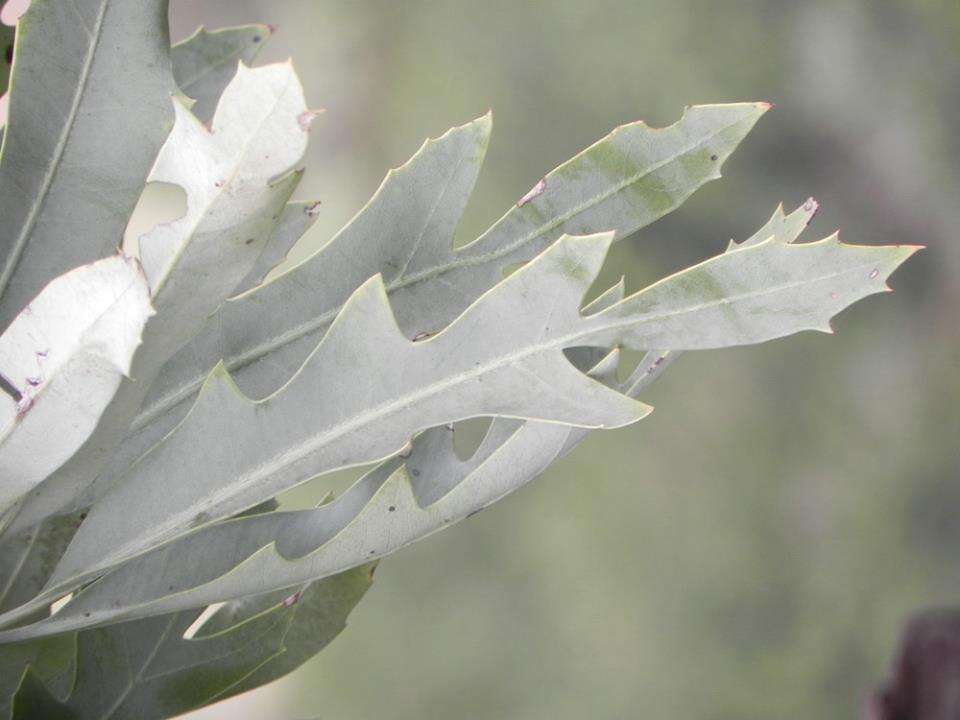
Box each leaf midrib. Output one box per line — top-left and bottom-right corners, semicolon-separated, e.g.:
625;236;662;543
0;1;111;306
116;254;880;567
131;114;752;432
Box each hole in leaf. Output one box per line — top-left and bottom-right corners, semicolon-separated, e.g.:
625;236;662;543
122;181;188;256
452;417;493;461
183;604;221;639
49;592;73;615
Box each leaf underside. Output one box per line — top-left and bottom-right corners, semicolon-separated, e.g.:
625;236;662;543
1;203;916;641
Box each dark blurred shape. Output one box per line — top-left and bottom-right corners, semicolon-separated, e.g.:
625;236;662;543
866;609;960;720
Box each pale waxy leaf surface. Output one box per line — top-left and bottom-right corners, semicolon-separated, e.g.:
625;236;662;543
18;349;632;632
120;103;768;483
169;24;320;292
94;202;321;494
122;114;493;481
169;21;317;295
6;226;917;638
3;62;312;535
0;256;152;513
172;23;272;124
0;0;175;331
0;203;818;632
7;564;372;720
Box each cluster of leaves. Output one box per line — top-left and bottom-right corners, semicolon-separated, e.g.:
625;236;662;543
0;1;915;718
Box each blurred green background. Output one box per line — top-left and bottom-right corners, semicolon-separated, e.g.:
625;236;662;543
171;1;959;718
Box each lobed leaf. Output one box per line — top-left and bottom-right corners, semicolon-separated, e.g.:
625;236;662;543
117;103;769;490
0;203;811;631
0;214;916;638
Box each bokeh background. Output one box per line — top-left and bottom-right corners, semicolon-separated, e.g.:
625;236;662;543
169;1;959;718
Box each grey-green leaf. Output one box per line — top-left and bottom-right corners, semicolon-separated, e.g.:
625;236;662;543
230;200;320;295
43;352;630;629
0;0;175;331
0;204;812;631
122;114;492;475
6;222;915;637
118;103;768;489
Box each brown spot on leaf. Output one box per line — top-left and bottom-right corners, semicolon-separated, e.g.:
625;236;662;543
297;110;322;132
517;178;546;207
15;396;33;418
646;356;667;375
